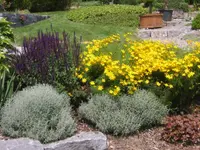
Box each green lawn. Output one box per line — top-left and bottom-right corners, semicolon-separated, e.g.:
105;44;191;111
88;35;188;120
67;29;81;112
13;11;134;45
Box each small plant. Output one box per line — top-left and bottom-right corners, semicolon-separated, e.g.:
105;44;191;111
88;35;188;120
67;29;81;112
19;14;26;25
0;70;16;107
161;114;200;145
192;14;200;30
79;89;168;135
1;84;76;143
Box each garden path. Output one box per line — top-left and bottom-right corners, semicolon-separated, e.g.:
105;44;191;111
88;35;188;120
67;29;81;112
138;19;200;48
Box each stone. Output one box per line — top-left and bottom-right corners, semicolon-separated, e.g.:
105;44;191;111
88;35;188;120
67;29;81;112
138;30;151;38
0;138;43;150
167;30;181;38
172;10;184;19
150;30;168;38
44;132;108;150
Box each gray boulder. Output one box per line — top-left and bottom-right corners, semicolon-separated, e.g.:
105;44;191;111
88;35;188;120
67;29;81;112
0;138;43;150
0;132;108;150
44;132;107;150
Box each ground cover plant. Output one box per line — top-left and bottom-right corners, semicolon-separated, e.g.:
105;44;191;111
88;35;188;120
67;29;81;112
77;34;200;111
67;5;147;27
1;84;76;143
161;114;200;145
79;90;168;135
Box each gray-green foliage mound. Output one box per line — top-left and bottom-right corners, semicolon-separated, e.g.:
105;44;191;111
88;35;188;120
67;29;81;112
1;84;76;143
79;89;168;135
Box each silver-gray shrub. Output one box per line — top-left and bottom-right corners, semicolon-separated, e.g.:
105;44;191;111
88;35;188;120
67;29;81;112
0;84;76;143
79;89;168;135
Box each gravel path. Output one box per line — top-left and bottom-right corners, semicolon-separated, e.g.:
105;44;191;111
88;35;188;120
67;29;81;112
138;19;200;48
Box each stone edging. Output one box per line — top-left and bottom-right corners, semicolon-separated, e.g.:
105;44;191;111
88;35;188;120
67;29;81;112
0;132;108;150
0;12;50;27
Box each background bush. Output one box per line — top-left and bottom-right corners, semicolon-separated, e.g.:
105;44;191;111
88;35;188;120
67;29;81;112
168;0;189;12
67;5;147;27
179;2;189;12
99;0;141;5
79;89;168;135
4;0;71;12
30;0;71;12
0;18;14;50
154;2;165;9
192;14;200;29
1;84;76;143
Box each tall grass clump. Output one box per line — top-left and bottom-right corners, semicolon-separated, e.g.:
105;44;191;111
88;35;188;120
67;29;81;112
1;84;76;143
79;89;168;135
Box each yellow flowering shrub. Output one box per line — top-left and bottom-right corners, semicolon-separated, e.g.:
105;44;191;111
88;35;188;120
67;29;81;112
76;34;200;100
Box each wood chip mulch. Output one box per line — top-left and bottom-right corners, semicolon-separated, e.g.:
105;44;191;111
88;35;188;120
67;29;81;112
76;120;200;150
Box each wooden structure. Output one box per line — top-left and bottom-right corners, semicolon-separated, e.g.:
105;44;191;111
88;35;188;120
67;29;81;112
140;13;163;29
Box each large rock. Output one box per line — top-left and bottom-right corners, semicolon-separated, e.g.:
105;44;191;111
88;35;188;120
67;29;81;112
0;132;108;150
44;132;107;150
0;138;43;150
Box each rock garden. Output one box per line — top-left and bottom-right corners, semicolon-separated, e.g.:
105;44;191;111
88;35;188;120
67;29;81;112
1;0;200;150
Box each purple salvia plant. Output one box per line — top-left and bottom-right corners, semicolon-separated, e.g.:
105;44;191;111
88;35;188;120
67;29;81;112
12;30;82;86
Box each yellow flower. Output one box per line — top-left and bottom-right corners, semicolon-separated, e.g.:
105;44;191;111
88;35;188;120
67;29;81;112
98;86;103;91
90;81;95;86
169;84;173;88
184;68;190;74
85;68;89;72
109;90;113;94
78;74;83;79
68;92;73;97
164;83;169;87
156;82;161;87
188;72;195;78
82;78;87;83
145;80;149;84
102;79;106;82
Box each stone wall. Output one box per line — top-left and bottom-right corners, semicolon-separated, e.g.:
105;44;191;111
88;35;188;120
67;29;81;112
0;13;50;27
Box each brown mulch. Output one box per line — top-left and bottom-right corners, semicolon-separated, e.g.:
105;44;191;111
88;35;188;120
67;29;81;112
77;120;200;150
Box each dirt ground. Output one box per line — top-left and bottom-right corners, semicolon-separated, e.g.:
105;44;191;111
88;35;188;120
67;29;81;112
107;127;200;150
77;120;200;150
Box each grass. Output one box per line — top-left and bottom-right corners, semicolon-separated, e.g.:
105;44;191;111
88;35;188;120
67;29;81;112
13;11;133;45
